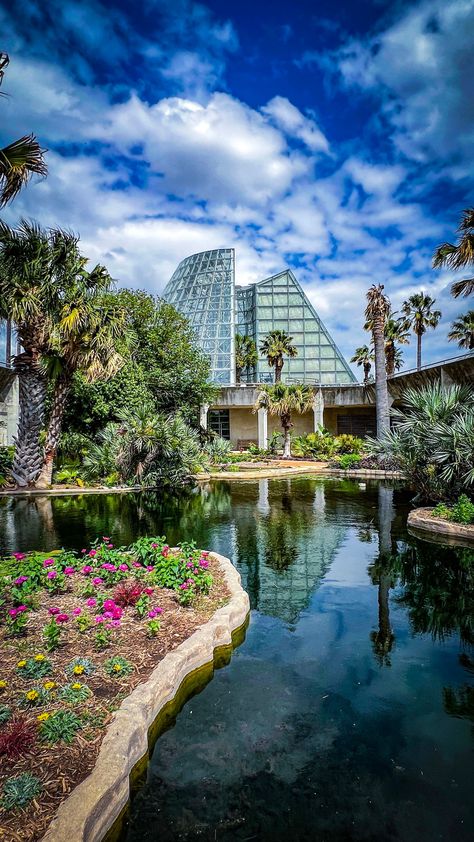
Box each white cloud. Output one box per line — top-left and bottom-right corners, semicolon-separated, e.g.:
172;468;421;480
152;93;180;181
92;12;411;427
263;96;330;154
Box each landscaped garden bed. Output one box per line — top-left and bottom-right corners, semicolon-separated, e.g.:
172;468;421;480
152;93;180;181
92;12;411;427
0;537;230;841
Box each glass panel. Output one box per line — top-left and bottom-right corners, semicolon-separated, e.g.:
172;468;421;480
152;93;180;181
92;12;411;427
320;346;336;358
257;294;273;305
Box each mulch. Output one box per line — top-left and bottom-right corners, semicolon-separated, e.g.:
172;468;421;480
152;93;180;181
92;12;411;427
0;555;229;842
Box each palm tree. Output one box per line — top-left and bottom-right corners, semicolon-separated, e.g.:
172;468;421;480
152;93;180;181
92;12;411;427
0;53;47;205
401;293;441;370
36;285;127;487
0;220;81;486
235;334;258;383
254;383;314;458
365;284;391;436
259;329;297;383
448;311;474;351
350;345;374;384
433;208;474;298
384;317;410;376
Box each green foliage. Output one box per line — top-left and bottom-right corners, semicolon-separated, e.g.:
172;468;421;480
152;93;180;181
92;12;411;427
291;430;364;459
39;710;82;744
203;436;232;465
104;656;133;678
42;619;61;651
333;453;362;470
433;495;474;524
135;593;150;618
1;773;41;810
17;656;52;679
94;627;112;650
66;657;96;677
146;619;161;638
0;705;12;724
0;445;14;479
59;682;92;704
54;466;85;486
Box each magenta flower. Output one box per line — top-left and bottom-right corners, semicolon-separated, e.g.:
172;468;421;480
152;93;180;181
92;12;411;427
64;566;75;576
119;564;128;572
201;551;209;558
17;605;28;613
43;558;55;568
103;599;116;611
88;549;97;557
47;571;57;580
162;546;170;557
133;561;141;568
92;577;103;586
56;613;69;623
148;609;157;618
179;582;188;590
86;598;97;608
101;563;116;572
14;575;28;585
8;608;18;617
103;610;114;619
144;587;153;595
155;607;163;614
102;537;110;542
72;607;82;616
146;565;154;572
186;561;194;569
48;606;60;615
95;615;105;624
107;544;114;549
81;549;87;554
109;619;121;628
12;552;26;560
151;543;158;549
81;566;93;575
199;559;209;569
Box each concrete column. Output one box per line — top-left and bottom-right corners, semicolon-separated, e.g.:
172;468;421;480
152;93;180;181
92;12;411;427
257;407;268;449
440;367;454;390
313;388;324;431
258;479;270;515
199;403;209;430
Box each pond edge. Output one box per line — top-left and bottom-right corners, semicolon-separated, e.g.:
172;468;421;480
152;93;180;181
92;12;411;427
41;553;250;842
408;508;474;545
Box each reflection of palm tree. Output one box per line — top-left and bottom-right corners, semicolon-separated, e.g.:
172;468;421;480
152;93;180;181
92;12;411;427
443;684;474;734
368;485;397;666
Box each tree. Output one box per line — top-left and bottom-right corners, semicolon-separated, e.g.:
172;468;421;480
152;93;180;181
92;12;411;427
384;317;410;376
0;220;84;486
401;293;441;371
37;281;128;487
365;284;391;436
259;329;297;383
0;53;47;206
448;311;474;350
433;208;474;298
350;345;374;384
235;334;258;383
254;383;314;458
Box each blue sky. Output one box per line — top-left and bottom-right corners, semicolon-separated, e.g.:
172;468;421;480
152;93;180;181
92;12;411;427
2;0;473;370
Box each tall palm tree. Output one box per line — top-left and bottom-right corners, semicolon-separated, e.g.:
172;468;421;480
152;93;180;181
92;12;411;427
365;284;391;436
350;345;374;384
384;317;410;376
254;383;314;458
433;208;474;298
401;293;441;371
259;329;297;383
0;220;80;486
235;334;258;383
448;311;474;351
0;53;47;206
37;285;127;487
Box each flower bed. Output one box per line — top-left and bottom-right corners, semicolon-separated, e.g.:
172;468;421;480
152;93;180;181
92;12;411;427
0;537;229;841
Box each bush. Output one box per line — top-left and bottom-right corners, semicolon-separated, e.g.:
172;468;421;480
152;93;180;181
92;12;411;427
333;434;364;455
433;495;474;524
0;445;14;483
39;710;82;744
333;453;362;470
1;773;41;810
0;718;37;759
203;437;232;465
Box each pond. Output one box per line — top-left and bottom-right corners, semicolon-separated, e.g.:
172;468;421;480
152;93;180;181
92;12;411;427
1;478;473;841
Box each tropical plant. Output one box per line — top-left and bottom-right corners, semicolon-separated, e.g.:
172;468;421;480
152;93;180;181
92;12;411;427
259;329;297;383
235;334;258;383
0;718;37;760
384;317;410;376
254;384;314;458
448;311;474;350
433;207;474;298
401;293;441;370
203;436;233;465
368;383;474;502
365;284;391;436
350;345;373;384
0;53;47;206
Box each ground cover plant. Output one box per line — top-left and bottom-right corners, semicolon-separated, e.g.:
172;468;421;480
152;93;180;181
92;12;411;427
432;495;474;525
0;536;228;841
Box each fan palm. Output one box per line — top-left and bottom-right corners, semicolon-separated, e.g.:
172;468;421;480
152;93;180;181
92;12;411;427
433;208;474;298
37;281;127;487
401;293;441;370
254;383;314;458
259;329;297;383
235;334;258;383
384;317;410;376
350;345;374;384
0;53;47;205
0;220;83;486
448;311;474;351
365;285;391;436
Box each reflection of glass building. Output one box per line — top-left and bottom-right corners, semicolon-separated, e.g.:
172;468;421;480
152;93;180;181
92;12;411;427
0;320;14;368
163;248;355;385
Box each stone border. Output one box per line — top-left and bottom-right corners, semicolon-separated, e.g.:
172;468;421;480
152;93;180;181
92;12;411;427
197;466;403;481
42;553;250;842
408;508;474;545
0;485;143;497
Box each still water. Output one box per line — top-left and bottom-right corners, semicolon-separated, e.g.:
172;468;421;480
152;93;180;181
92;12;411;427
1;478;473;841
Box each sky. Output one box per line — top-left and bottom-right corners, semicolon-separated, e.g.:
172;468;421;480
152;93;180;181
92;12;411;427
1;0;473;371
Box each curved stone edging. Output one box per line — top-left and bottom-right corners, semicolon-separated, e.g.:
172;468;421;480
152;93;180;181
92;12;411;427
42;553;250;842
408;508;474;545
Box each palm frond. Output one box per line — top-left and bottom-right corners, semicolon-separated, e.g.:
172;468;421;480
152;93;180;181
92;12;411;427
0;135;47;206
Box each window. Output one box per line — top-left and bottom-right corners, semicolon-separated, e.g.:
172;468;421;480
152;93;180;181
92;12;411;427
208;410;230;439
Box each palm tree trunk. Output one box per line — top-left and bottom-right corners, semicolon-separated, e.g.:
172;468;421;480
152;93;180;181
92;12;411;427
374;317;390;436
282;414;292;458
12;365;47;487
275;361;282;383
236;367;242;384
416;332;422;370
36;376;71;488
363;362;370;384
386;343;394;377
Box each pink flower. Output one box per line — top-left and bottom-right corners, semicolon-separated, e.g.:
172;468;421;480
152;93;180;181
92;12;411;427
17;605;27;613
151;543;158;549
56;613;69;623
179;582;188;590
103;599;116;612
154;607;163;614
48;607;60;615
109;619;121;628
94;615;105;624
88;549;97;557
193;568;199;575
101;563;116;572
146;566;154;572
47;571;57;580
186;561;194;569
86;598;96;608
14;576;28;585
102;537;110;542
64;567;75;576
119;564;128;572
199;559;209;569
144;587;153;595
133;562;141;568
201;551;209;558
103;611;114;619
92;577;103;586
162;546;170;557
187;578;194;584
43;558;54;568
72;607;82;616
81;549;87;554
12;552;26;560
107;544;114;549
81;565;93;575
8;608;18;617
148;609;157;618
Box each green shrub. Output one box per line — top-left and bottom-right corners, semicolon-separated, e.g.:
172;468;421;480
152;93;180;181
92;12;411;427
450;494;474;524
334;453;362;470
17;655;52;679
333;434;364;454
104;655;134;678
1;773;41;810
203;437;232;465
59;682;92;704
0;445;14;484
39;710;82;744
0;705;11;725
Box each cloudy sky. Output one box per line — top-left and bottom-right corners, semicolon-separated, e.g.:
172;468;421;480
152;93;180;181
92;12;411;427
2;0;473;370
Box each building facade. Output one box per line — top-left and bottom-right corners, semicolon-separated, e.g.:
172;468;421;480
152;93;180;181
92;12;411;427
163;248;356;387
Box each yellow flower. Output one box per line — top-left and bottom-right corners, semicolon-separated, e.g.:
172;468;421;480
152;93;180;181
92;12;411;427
0;680;7;690
34;654;45;662
71;682;82;690
73;665;85;675
17;660;27;668
37;712;50;722
43;681;55;691
113;664;122;672
26;690;39;702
